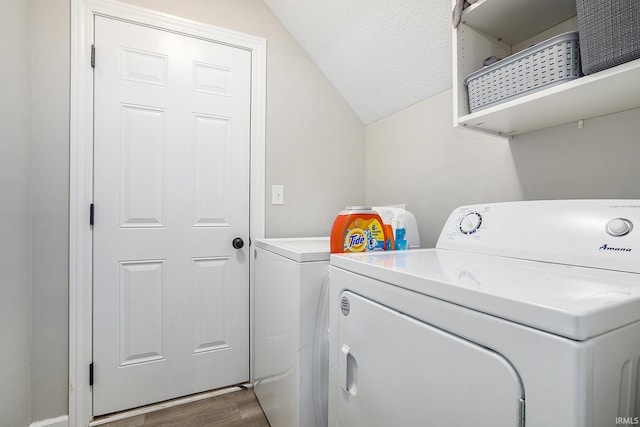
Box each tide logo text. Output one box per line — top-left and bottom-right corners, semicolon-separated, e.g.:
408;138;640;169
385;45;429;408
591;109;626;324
345;228;367;252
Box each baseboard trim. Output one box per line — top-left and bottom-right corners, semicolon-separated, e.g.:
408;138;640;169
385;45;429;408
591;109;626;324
89;383;252;426
29;415;69;427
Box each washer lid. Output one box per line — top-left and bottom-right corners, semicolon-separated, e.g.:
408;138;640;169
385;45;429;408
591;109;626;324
255;237;330;262
330;249;640;341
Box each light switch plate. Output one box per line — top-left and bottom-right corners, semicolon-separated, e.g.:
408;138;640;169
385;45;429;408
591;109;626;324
272;184;284;205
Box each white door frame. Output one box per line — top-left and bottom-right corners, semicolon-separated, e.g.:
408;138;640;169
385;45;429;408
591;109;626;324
69;1;266;425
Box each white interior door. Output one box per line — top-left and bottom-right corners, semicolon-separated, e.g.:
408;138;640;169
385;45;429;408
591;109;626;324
92;15;251;416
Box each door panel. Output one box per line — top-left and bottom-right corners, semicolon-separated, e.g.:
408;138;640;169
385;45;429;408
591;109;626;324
119;104;166;227
193;114;232;227
337;291;524;427
93;16;251;415
118;259;166;366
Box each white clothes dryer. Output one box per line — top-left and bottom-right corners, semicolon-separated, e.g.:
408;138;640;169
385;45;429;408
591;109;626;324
328;200;640;427
254;237;330;427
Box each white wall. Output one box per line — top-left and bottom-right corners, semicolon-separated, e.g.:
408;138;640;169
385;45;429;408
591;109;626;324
365;89;524;247
120;0;366;238
510;107;640;199
365;89;640;248
30;0;70;421
0;0;32;426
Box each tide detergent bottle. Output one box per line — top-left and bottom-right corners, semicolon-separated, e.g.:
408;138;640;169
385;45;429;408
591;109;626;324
330;206;390;253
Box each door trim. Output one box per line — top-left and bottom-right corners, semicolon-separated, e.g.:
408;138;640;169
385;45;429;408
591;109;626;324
69;1;266;425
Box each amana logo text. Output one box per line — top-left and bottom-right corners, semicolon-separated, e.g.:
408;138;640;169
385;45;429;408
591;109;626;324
599;244;632;252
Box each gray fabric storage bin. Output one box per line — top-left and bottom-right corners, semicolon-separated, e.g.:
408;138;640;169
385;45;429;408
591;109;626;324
465;32;581;113
576;0;640;75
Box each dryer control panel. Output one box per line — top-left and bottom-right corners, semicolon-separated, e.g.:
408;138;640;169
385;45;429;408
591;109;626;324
436;200;640;274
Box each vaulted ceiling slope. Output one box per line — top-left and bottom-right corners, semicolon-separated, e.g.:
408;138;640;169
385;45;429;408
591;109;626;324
264;0;452;124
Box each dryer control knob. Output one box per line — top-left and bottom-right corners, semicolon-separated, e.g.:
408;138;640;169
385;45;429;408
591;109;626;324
606;218;633;237
459;212;482;235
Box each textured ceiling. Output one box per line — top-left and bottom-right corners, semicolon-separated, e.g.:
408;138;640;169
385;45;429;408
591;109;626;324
264;0;452;124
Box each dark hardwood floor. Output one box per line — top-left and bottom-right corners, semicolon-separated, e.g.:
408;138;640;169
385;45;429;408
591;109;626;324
98;388;270;427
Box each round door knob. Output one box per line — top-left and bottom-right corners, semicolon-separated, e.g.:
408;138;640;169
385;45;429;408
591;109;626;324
232;237;244;249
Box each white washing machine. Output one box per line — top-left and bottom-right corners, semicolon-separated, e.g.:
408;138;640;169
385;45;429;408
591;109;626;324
254;237;330;427
328;200;640;427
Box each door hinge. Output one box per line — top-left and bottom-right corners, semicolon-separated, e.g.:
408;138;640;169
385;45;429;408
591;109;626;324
90;203;94;226
89;363;94;386
91;45;95;68
519;398;526;427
